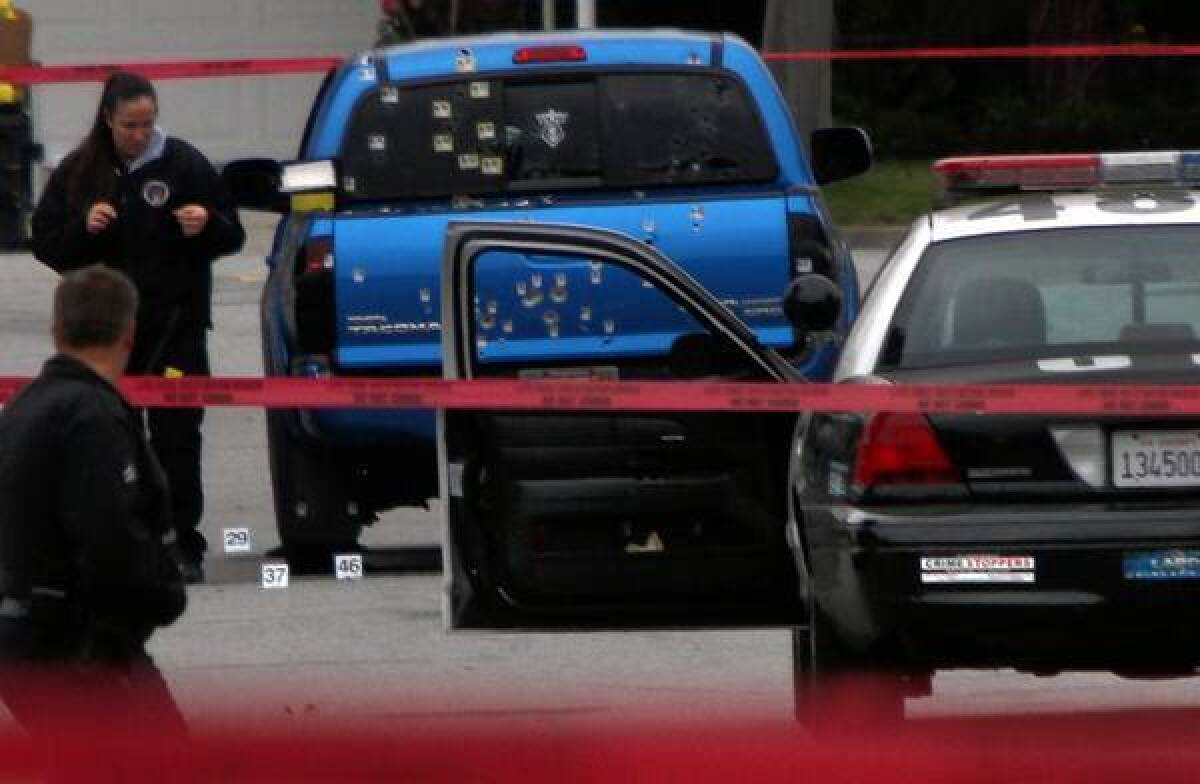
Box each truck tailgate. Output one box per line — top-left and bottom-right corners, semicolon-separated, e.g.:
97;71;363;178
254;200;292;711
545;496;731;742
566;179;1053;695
332;194;794;370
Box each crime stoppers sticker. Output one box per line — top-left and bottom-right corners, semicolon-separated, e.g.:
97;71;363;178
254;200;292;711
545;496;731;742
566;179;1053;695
920;555;1035;584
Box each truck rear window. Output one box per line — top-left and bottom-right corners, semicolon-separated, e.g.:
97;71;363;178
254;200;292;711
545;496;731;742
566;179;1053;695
339;71;778;200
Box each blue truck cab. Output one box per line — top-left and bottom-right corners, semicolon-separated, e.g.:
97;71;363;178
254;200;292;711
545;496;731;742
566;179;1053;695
224;29;871;558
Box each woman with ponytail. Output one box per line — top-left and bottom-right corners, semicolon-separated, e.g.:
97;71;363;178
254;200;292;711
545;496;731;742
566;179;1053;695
31;71;245;584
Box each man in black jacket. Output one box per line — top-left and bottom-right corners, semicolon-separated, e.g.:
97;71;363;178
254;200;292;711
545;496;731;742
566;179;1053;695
0;265;188;743
31;72;246;582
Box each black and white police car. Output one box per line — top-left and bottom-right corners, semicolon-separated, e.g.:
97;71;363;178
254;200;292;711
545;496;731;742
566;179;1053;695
792;151;1200;719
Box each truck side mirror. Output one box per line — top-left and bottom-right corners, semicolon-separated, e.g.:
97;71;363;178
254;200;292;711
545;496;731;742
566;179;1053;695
784;274;841;333
222;158;287;213
810;127;872;185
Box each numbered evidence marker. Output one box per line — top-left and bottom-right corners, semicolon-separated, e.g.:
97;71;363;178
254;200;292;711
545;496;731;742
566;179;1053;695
334;553;364;581
222;527;252;554
261;562;290;589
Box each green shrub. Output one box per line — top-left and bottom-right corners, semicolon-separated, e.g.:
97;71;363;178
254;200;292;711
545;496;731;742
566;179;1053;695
821;158;936;226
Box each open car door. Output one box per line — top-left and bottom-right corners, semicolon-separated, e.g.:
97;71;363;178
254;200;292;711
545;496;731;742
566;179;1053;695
439;222;806;630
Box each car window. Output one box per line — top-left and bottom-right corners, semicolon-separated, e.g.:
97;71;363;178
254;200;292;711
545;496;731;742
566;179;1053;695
466;247;771;382
879;226;1200;370
339;71;777;200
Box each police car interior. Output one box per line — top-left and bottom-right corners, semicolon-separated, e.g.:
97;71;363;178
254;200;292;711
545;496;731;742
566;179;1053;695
791;151;1200;721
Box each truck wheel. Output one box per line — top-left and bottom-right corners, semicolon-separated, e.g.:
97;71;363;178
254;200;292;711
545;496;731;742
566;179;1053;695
792;609;905;732
266;410;363;570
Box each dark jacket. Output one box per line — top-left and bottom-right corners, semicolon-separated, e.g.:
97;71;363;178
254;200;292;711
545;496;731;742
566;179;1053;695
31;137;246;326
0;356;186;642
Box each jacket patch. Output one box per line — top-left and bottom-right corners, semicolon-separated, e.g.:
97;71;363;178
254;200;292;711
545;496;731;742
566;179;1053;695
141;179;171;208
122;463;138;484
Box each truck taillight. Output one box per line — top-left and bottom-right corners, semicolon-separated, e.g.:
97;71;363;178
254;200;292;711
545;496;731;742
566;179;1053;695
294;234;336;355
852;412;961;490
787;213;832;278
298;235;333;276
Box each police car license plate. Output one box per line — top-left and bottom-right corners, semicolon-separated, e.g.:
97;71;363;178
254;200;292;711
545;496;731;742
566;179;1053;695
1112;430;1200;488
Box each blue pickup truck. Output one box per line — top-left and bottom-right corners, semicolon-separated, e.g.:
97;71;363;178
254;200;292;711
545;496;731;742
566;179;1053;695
224;29;870;561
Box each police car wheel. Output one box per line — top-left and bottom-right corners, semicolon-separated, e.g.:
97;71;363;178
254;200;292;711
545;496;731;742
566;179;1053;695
791;608;905;731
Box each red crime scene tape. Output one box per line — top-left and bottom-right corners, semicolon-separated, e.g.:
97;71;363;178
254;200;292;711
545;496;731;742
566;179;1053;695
0;44;1198;85
762;43;1200;61
0;375;1196;415
0;56;342;84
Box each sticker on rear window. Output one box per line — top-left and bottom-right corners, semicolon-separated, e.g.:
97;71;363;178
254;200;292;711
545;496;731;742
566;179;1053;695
535;108;569;149
920;554;1035;584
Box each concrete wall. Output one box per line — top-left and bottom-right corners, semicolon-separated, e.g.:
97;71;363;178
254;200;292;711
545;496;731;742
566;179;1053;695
22;0;379;166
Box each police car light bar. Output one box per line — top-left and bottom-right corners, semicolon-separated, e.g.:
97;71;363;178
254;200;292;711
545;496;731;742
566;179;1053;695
934;151;1200;190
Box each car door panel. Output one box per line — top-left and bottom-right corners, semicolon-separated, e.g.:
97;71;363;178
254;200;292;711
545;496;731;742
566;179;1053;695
439;222;803;630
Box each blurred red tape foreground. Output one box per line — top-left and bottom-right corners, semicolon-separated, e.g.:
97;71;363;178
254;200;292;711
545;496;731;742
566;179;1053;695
4;697;1200;783
0;375;1197;414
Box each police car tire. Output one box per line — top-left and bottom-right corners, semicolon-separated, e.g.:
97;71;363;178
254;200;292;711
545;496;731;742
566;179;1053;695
266;409;364;556
791;607;905;730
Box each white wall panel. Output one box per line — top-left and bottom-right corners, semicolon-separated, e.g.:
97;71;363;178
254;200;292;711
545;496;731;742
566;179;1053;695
21;0;377;165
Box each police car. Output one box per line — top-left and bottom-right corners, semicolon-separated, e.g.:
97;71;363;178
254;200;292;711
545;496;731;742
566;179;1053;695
792;151;1200;720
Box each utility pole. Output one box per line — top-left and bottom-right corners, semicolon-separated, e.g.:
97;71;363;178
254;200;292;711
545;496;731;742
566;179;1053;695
763;0;833;141
543;0;556;30
577;0;595;28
